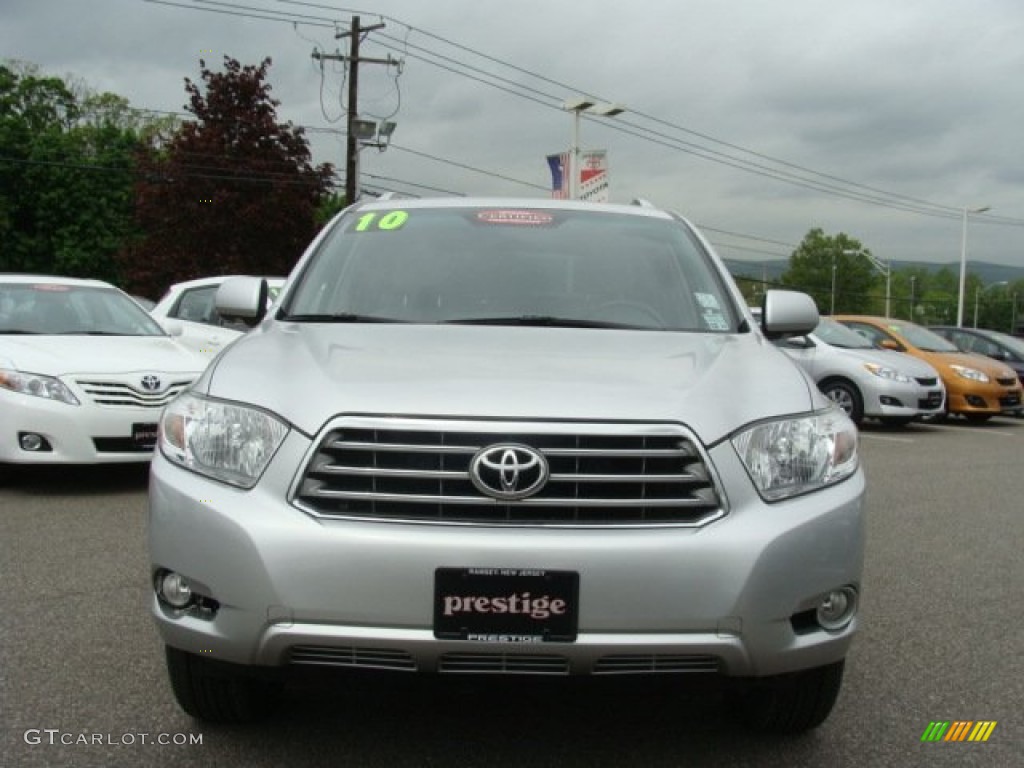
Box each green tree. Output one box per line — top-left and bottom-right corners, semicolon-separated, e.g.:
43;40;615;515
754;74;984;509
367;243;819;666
315;191;348;228
780;229;876;315
0;61;147;285
120;57;333;298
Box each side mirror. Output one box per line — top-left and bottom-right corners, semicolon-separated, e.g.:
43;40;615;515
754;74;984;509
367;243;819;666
760;290;819;339
879;339;902;351
216;277;268;328
160;318;184;337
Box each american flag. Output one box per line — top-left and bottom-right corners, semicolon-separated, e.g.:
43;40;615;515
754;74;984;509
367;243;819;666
546;153;569;199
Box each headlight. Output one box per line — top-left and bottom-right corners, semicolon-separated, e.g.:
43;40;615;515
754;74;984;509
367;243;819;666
159;393;289;488
0;368;79;405
949;365;989;383
732;409;859;501
863;363;911;383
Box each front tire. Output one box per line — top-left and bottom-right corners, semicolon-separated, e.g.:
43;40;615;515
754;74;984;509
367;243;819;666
820;379;863;425
165;646;282;723
964;413;993;423
736;660;845;733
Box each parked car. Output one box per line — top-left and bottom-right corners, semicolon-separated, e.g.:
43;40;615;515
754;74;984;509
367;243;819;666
149;198;865;732
773;317;945;426
929;325;1024;388
150;275;285;360
833;315;1023;422
0;275;203;476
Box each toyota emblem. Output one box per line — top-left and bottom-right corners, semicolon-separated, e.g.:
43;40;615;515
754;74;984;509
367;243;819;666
140;375;162;392
469;444;549;500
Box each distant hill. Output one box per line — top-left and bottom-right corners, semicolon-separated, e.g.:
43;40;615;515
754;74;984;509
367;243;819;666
724;258;1024;286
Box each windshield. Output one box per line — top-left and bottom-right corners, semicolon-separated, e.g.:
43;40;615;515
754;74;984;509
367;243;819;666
0;283;167;336
814;318;874;349
885;320;959;352
283;206;739;332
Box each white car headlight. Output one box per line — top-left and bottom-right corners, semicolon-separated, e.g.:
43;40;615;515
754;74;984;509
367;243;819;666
159;393;289;488
0;368;80;405
949;365;989;383
732;409;859;502
863;363;912;383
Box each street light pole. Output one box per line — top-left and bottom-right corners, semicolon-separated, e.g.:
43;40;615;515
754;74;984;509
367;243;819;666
830;254;837;315
884;257;891;318
957;205;991;327
909;276;916;320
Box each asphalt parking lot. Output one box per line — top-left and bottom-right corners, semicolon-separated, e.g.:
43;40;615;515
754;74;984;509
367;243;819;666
2;417;1021;768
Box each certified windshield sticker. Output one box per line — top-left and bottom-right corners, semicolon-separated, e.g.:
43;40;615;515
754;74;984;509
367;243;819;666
695;294;727;330
352;210;409;232
476;210;554;226
695;292;719;310
704;313;729;331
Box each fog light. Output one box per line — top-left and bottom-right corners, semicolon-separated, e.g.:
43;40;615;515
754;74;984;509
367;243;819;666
816;587;858;631
158;571;193;609
19;433;46;451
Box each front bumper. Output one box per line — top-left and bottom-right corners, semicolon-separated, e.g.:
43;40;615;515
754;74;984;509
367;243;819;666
946;379;1023;416
0;389;162;464
861;378;944;419
148;432;866;679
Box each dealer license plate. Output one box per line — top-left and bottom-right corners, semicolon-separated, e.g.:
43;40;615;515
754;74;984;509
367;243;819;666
434;567;579;643
132;422;159;450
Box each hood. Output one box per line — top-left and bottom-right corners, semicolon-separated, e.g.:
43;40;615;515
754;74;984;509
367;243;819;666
817;342;941;378
913;348;1018;379
202;324;820;444
0;335;205;376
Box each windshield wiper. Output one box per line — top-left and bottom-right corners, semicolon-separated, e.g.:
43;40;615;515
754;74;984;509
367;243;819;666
440;315;650;330
280;312;408;323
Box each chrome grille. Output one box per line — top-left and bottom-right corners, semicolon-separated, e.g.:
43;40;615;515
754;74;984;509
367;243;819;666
76;378;193;408
438;653;569;675
996;377;1018;387
296;420;722;526
288;645;417;671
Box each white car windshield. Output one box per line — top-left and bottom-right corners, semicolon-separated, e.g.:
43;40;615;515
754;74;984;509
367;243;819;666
283;206;739;332
815;318;876;349
0;282;167;336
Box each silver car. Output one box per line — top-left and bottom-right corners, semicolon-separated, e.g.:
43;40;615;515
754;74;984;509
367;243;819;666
148;198;865;732
775;317;946;426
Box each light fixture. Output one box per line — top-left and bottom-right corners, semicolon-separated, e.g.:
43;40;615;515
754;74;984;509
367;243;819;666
352;118;378;141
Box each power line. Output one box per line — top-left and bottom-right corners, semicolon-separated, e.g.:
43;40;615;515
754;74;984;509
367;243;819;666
144;1;1024;226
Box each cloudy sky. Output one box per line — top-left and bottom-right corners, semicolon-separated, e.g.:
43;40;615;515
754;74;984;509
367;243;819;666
4;0;1024;269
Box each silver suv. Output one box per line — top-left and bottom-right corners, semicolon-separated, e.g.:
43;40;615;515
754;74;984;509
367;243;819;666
148;198;865;731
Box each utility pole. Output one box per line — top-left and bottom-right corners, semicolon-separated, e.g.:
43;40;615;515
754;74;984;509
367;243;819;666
314;15;389;204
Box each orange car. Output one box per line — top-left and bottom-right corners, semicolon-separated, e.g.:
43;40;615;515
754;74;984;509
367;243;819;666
833;315;1023;422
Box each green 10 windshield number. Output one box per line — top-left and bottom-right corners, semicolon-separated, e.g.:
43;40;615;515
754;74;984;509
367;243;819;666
353;210;409;232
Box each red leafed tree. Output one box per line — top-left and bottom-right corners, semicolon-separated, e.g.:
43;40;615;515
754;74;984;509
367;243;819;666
119;57;333;298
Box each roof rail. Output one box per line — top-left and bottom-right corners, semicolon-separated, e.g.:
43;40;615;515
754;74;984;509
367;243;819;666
631;197;657;209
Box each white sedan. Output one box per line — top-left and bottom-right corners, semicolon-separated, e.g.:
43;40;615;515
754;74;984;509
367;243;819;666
150;275;285;360
0;275;204;472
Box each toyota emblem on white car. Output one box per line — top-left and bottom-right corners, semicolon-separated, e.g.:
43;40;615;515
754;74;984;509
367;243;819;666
140;375;162;392
469;444;549;500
